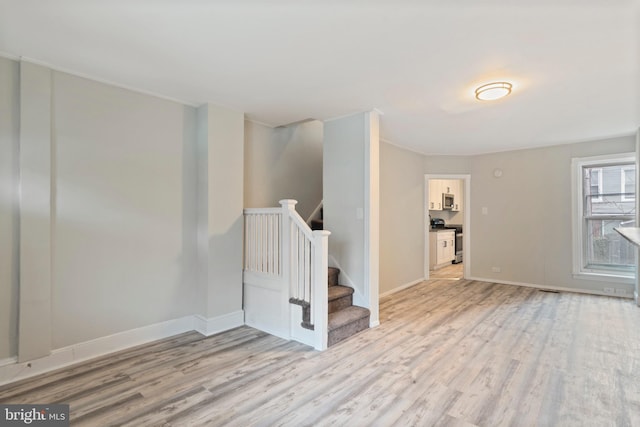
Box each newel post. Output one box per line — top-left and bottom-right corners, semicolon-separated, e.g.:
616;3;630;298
312;229;331;351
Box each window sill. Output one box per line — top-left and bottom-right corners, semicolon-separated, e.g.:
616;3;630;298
572;272;635;284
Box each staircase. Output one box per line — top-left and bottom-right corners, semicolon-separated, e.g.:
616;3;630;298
310;207;323;230
326;267;370;346
245;200;369;350
309;207;369;346
291;266;370;346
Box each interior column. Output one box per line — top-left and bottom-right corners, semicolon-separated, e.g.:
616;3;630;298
18;61;53;362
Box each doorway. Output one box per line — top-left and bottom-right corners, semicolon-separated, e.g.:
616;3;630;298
424;174;471;281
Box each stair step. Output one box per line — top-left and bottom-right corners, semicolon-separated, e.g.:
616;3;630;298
328;285;353;301
328;267;340;286
328;285;353;314
311;219;324;230
328;306;370;347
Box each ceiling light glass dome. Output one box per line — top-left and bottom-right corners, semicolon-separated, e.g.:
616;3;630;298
475;82;513;101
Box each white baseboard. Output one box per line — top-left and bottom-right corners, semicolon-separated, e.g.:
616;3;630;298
466;276;634;299
0;312;245;387
379;278;425;298
194;310;245;336
0;356;17;368
328;254;364;305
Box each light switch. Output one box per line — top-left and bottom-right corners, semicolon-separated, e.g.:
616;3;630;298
482;207;488;215
356;207;364;220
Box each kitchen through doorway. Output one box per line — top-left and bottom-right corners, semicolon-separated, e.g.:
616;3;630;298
424;174;471;281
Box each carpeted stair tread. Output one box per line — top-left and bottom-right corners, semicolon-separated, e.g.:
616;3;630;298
328;267;340;286
328;285;353;301
328;306;370;331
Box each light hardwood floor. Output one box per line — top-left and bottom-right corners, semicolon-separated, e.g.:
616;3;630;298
2;271;640;426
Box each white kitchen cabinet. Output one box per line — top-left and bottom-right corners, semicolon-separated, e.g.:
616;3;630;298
429;179;463;212
428;180;443;210
429;230;455;269
450;179;461;211
441;180;453;195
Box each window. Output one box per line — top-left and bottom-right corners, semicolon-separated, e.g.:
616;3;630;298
621;166;635;202
572;154;636;279
590;168;603;202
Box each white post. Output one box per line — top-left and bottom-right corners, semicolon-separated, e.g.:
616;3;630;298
635;128;639;306
312;229;330;351
280;199;297;334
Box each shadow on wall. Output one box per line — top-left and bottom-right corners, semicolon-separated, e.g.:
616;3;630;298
244;120;323;220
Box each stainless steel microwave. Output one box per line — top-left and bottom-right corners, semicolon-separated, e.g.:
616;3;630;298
443;193;454;210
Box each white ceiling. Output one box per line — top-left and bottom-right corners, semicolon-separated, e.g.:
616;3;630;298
1;0;638;154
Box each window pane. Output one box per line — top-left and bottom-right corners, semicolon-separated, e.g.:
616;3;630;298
584;163;635;216
585;218;635;269
622;167;635;201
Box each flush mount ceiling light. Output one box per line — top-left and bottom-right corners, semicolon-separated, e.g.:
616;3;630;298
475;82;513;101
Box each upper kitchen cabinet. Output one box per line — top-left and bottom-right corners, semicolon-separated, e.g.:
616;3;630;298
429;179;463;212
429;179;443;210
450;179;462;212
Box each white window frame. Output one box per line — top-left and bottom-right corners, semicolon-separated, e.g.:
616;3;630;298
590;168;603;202
571;153;635;283
621;166;635;202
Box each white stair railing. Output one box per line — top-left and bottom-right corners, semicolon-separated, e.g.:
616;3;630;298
243;200;329;350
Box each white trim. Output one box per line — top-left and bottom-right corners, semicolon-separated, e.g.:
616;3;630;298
379;278;425;298
424;174;471;282
0;315;196;387
467;276;634;299
15;56;200;107
323;110;371;123
306;200;323;225
194;310;245;337
621;166;635;202
0;357;18;368
590;167;603;203
329;255;360;299
572;272;634;284
364;111;380;328
571;152;636;278
244;117;276;128
0;311;246;386
636;128;640;306
0;50;20;61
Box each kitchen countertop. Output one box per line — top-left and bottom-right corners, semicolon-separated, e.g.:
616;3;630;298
429;227;457;233
614;227;640;247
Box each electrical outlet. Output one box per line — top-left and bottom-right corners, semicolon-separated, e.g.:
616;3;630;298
603;287;615;294
491;266;501;273
615;289;628;296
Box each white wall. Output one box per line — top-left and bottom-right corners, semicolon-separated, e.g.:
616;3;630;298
18;62;54;361
424;155;472;175
380;135;636;297
0;57;19;359
52;71;199;348
324;111;379;325
198;104;244;319
469;135;636;293
324;114;366;295
244;120;323;220
379;142;424;295
0;58;247;376
0;57;202;356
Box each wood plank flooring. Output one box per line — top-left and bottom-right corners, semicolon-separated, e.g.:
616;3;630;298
2;269;640;426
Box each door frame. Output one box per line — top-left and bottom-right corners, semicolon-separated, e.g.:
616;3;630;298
424;174;471;280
